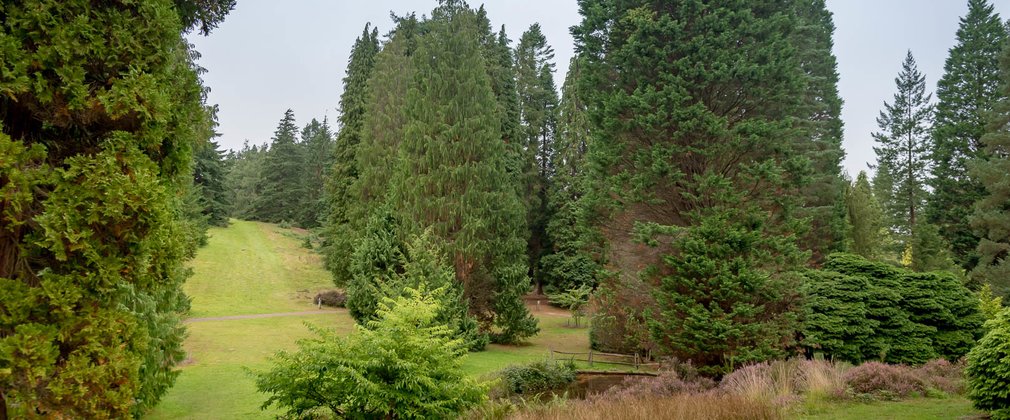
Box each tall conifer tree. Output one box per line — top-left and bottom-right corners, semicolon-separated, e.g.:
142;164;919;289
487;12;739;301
927;0;1009;268
392;1;537;343
254;109;303;223
970;41;1010;297
872;51;934;239
846;171;886;259
297;118;335;227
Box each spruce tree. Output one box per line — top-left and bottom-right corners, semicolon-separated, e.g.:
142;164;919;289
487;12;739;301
0;1;229;416
793;0;849;261
224;141;267;220
970;41;1010;297
846;171;886;259
872;51;934;239
392;1;537;344
928;0;1009;268
573;0;809;372
193;140;230;227
516;24;560;293
297;118;335;228
324;24;380;284
254;109;303;223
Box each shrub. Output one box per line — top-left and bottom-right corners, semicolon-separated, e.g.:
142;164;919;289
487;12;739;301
842;362;925;399
966;308;1010;419
497;360;578;397
254;288;488;418
913;359;966;396
313;290;347;307
507;392;782;420
600;369;714;400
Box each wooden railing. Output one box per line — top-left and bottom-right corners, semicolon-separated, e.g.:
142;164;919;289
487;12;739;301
549;349;661;370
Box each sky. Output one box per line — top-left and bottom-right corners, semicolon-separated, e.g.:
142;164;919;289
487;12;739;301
188;0;1010;177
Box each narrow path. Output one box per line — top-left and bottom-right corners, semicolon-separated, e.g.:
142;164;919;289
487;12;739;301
185;309;340;323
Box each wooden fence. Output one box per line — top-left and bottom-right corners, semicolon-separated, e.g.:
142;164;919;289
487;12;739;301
549;349;661;370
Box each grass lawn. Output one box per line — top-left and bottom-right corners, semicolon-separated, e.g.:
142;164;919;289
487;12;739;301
796;398;983;420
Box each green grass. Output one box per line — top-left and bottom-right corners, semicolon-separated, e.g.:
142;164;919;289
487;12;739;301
797;397;982;420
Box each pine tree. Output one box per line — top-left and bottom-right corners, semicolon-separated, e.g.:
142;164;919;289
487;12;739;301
297;118;335;228
0;1;229;416
573;0;809;372
324;24;380;283
254;109;304;223
224;141;267;220
193;140;230;227
970;41;1010;297
392;1;537;344
846;171;886;259
928;0;1009;269
793;0;849;261
872;51;934;239
516;24;560;293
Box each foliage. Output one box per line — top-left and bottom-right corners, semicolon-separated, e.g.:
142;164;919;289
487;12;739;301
0;0;225;416
193;140;230;227
496;360;577;397
346;206;405;323
970;29;1010;299
252;109;304;223
296;118;335;228
313;290;347;308
979;283;1005;322
800;269;874;363
845;171;886;259
910;222;958;273
927;0;1009;269
254;289;488;419
547;285;592;327
872;51;934;239
843;362;926;400
966;308;1010;419
223;142;267;220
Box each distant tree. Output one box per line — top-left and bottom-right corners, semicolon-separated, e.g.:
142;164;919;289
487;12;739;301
193;140;230;227
254;289;488;419
872;51;934;239
324;24;380;284
547;285;592;327
970;39;1010;298
392;2;537;344
845;171;886;259
224;141;267;220
927;0;1009;269
516;23;560;293
910;222;959;273
254;109;303;223
296;118;334;228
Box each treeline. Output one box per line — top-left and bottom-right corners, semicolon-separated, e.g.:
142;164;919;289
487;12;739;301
222;0;1010;378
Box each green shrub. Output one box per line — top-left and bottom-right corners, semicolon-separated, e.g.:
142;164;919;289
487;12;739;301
966;308;1010;419
254;288;488;419
496;360;577;397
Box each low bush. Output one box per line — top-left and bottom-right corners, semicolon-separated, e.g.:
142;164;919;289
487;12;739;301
842;362;925;399
913;358;966;396
508;393;782;420
313;290;347;307
496;360;577;397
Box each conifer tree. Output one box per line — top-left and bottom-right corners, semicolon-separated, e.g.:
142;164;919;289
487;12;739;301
928;0;1009;268
254;109;303;223
0;1;229;416
573;0;809;371
970;41;1010;297
324;24;380;283
392;1;537;343
846;171;886;259
793;0;849;261
193;140;230;227
224;141;267;220
516;24;560;293
872;51;934;239
297;118;335;228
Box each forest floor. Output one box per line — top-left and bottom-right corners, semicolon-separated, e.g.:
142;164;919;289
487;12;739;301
146;220;981;419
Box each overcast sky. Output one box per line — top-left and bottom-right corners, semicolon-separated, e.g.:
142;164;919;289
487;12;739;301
188;0;1010;177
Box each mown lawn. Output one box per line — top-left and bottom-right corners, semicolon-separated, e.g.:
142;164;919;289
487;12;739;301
797;397;982;420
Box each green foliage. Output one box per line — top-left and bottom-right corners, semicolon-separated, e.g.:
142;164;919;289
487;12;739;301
845;171;887;259
979;284;1005;322
547;285;592;327
872;51;933;239
910;222;958;273
391;3;537;344
347;206;406;323
966;308;1010;419
223;142;266;220
970;31;1010;299
496;360;577;396
254;289;489;419
927;0;1009;269
805;253;983;364
296;118;335;228
253;109;304;224
0;0;224;415
193;140;230;227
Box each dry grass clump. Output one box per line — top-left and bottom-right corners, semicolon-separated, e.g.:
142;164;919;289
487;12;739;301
510;392;782;420
719;359;847;404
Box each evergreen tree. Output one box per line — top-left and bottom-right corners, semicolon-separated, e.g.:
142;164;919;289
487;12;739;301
573;0;809;371
324;24;380;284
297;118;335;228
793;0;849;261
872;51;934;239
392;2;537;344
928;0;1009;269
224;141;267;220
970;41;1010;297
0;1;229;416
910;222;959;273
193;140;230;227
254;109;303;223
516;24;560;293
846;171;886;259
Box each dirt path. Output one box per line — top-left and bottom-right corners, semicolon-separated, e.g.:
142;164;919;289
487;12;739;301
185;309;340;323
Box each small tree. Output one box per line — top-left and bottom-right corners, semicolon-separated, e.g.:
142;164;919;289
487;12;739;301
254;288;488;419
966;307;1010;420
548;285;592;327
